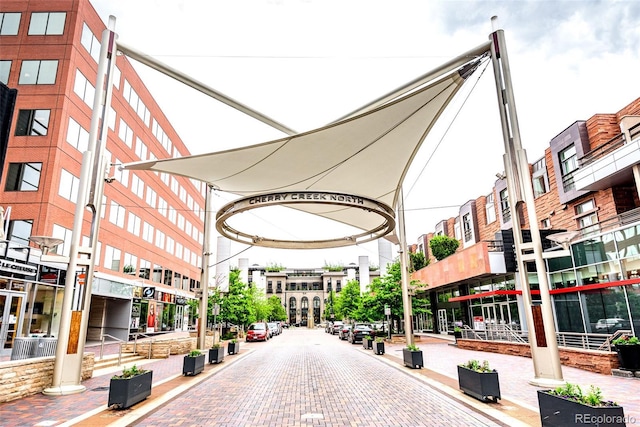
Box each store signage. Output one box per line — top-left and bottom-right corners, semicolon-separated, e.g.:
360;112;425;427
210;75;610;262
0;259;37;276
176;296;186;305
142;286;155;299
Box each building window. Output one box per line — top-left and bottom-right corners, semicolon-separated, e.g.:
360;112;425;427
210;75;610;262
5;162;42;191
0;60;11;84
146;187;157;208
127;212;141;236
541;218;551;229
58;169;80;202
142;222;154;243
560;144;578;191
0;13;21;35
135;137;148;160
66;117;89;151
28;12;66;35
15;109;50;136
454;218;461;240
500;188;511;223
103;245;121;271
80;23;100;62
139;259;151;280
73;69;94;105
108;201;126;228
52;224;72;256
19;60;58;84
462;214;472;242
7;219;33;246
575;199;599;233
485;192;496;224
123;253;137;275
118;118;133;148
131;175;144;199
532;157;549;197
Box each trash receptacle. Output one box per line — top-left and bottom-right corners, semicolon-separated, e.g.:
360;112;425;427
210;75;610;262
35;337;57;357
10;337;38;360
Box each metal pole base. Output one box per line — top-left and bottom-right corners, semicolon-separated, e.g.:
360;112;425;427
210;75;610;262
527;377;566;388
42;385;87;396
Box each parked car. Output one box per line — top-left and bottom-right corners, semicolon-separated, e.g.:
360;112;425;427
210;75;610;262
331;321;344;335
268;322;280;336
594;318;624;332
338;324;352;340
348;323;373;344
246;322;270;342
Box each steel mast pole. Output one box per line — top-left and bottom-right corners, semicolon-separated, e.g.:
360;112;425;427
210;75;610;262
488;16;564;386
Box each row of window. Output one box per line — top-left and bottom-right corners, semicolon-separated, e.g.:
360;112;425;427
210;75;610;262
0;12;65;36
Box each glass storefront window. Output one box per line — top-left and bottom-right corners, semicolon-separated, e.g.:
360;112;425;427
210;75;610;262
626;284;640;335
583;288;629;334
572;237;615;267
553;293;584;333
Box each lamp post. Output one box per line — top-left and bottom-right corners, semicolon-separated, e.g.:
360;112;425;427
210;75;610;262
43;17;118;395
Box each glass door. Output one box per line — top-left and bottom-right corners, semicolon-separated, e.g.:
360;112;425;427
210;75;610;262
498;302;512;326
437;309;448;333
482;305;497;326
0;292;26;356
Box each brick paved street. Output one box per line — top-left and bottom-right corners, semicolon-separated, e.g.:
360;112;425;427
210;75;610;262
132;328;501;427
0;327;638;426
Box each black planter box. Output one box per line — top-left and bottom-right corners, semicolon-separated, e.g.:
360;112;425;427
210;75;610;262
615;345;640;371
208;347;225;364
108;370;153;409
363;338;373;350
228;341;239;355
537;390;626;427
374;341;385;355
402;348;423;369
457;366;501;402
183;354;205;376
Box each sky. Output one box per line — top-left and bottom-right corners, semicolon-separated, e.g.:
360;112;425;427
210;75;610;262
90;0;640;269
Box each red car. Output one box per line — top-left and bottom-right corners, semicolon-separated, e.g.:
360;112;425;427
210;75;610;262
246;322;270;342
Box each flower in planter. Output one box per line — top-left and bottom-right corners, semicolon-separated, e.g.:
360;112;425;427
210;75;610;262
112;364;149;379
459;359;493;373
612;335;639;346
548;383;618;407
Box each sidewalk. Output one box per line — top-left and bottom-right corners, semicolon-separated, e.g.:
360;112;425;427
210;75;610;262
0;331;638;426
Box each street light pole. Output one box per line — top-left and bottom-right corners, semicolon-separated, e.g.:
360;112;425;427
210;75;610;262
44;17;117;395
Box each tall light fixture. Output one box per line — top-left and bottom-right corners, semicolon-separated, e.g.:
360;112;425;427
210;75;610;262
43;17;117;395
489;16;564;386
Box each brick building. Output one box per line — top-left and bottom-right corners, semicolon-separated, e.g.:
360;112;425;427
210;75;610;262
411;97;640;338
0;0;204;355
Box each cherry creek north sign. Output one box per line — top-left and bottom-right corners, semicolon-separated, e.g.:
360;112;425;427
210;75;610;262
216;191;396;249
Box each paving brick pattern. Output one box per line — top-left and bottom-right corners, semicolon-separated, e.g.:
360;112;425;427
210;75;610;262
133;330;499;427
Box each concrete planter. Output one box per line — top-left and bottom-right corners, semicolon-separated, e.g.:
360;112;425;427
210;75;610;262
615;345;640;371
537;390;626;427
457;366;500;402
108;370;153;409
228;341;239;355
363;338;373;350
374;341;385;355
402;348;423;369
182;354;205;376
208;347;225;364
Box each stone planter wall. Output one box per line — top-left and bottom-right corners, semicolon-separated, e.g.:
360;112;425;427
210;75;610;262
0;354;95;403
456;339;619;375
121;336;214;358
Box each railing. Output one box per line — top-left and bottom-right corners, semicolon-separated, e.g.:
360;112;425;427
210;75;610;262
99;333;124;365
579;207;640;238
579;121;640;168
130;332;154;359
461;324;527;343
461;325;629;352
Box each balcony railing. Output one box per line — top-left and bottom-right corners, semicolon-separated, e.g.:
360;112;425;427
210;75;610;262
579;206;640;238
579;122;640;168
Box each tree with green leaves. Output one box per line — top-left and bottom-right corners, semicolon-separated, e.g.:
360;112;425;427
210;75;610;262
410;251;428;271
218;268;253;328
334;279;361;321
266;295;287;321
429;235;460;260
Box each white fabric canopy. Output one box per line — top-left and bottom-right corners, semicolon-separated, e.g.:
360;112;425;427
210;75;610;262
124;57;485;245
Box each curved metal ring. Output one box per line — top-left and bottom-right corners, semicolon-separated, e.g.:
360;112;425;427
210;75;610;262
215;191;396;249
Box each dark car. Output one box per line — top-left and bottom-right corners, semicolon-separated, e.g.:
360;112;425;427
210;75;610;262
338;324;352;340
348;323;373;344
331;321;344;335
246;322;270;342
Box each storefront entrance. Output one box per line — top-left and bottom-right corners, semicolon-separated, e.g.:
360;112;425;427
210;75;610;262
0;291;26;356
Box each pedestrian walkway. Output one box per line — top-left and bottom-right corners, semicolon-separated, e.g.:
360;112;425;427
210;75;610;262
0;329;637;426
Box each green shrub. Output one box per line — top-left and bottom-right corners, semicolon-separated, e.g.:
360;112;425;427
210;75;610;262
549;383;618;407
406;344;420;351
459;359;492;373
429;235;460;260
113;364;148;379
187;349;202;357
